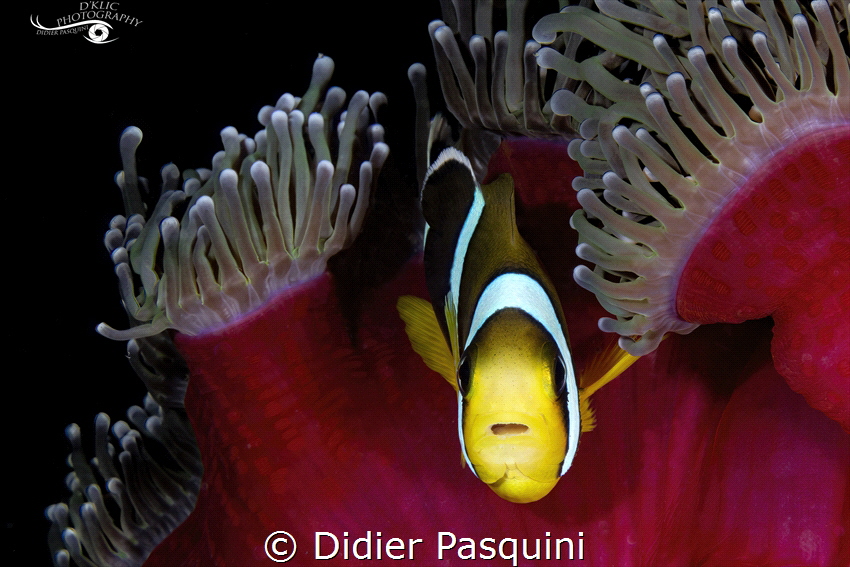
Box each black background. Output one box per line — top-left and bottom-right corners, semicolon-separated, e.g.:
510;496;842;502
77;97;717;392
13;2;440;563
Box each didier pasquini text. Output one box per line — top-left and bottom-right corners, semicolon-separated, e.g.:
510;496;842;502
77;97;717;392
313;530;585;564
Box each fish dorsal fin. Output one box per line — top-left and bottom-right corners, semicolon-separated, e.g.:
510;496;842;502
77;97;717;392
478;174;520;249
397;295;458;390
578;337;640;432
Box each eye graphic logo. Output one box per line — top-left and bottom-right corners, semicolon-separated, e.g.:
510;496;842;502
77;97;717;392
87;23;110;42
30;16;118;44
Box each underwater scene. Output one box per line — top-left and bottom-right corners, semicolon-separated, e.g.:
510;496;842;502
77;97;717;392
15;1;849;565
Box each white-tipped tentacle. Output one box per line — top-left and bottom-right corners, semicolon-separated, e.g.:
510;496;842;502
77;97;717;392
534;0;849;355
410;1;584;186
47;337;201;567
98;56;388;338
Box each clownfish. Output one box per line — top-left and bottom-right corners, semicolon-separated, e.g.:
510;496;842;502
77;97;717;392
398;147;637;503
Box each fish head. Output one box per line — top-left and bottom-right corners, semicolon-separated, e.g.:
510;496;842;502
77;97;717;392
459;308;570;503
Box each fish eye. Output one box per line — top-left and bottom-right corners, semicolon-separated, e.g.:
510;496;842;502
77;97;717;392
553;355;567;398
457;356;471;395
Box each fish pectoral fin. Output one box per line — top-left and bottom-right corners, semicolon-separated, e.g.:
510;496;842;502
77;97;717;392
579;389;597;433
578;336;642;432
397;295;458;390
579;336;640;395
443;293;461;368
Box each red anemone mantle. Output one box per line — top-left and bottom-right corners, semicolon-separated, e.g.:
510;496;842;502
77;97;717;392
145;139;849;566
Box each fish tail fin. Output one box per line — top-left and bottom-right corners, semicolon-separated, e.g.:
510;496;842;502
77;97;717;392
578;336;641;432
397;295;458;390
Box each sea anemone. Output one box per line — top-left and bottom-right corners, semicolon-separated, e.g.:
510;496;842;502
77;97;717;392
531;0;849;429
97;55;388;339
46;54;389;566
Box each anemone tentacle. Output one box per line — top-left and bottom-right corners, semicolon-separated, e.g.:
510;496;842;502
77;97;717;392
429;0;542;132
46;336;201;567
414;0;597;183
97;55;389;339
532;0;849;351
532;0;849;428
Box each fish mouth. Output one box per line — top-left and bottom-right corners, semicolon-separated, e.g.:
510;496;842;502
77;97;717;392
466;412;556;445
490;423;529;436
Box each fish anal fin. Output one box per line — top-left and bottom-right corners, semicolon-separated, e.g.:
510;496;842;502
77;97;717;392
397;295;457;390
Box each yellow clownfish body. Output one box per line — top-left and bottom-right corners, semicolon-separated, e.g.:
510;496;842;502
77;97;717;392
398;148;637;503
